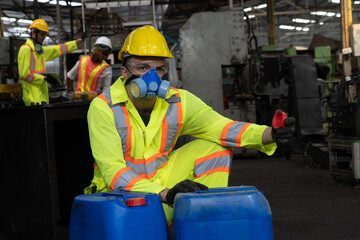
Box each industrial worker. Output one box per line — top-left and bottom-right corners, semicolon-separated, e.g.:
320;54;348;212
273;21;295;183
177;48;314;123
66;36;112;94
18;19;82;106
84;25;295;223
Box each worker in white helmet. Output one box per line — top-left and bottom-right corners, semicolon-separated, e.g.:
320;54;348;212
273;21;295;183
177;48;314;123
66;36;113;94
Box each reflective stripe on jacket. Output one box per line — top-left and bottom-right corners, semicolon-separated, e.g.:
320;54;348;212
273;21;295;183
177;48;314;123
86;76;276;193
18;39;78;106
76;56;109;93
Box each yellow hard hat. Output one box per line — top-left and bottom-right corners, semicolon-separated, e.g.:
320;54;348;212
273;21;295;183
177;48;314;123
29;19;49;32
118;25;174;61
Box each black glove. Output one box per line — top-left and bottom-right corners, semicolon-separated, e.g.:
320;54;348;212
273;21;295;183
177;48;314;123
45;74;60;86
271;117;296;145
166;180;208;204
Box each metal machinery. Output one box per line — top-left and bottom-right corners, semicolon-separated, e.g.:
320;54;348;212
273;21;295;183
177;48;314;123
180;10;257;156
326;0;360;185
179;10;328;160
0;37;25;106
180;10;252;120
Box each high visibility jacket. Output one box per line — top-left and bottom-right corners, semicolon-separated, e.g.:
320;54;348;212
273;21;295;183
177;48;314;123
18;39;78;106
75;56;110;93
86;76;276;194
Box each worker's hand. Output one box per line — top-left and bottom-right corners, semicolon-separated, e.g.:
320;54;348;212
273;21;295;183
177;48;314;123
271;117;296;145
165;180;208;204
81;31;87;41
44;74;60;86
75;38;83;45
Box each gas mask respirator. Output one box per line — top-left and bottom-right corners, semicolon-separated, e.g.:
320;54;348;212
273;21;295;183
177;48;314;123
35;43;44;55
129;69;171;99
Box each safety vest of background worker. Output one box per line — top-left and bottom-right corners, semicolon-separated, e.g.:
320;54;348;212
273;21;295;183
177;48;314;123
84;25;295;223
66;36;112;94
17;19;82;106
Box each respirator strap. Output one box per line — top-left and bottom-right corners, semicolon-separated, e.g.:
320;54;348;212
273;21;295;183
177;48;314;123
124;66;140;85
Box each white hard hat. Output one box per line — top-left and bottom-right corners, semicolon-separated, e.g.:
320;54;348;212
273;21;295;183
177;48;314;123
94;36;112;51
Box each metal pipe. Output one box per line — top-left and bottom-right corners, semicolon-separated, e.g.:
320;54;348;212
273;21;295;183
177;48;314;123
341;0;352;78
152;0;158;29
229;0;233;9
81;0;87;55
267;0;276;45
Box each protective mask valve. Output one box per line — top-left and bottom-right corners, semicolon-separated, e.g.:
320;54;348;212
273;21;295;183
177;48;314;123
35;43;44;55
129;69;170;99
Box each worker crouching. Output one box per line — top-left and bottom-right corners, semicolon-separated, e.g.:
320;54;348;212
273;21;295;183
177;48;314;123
84;25;295;223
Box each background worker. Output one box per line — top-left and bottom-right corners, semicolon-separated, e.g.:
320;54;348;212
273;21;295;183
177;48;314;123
66;36;112;94
84;25;295;223
18;19;82;106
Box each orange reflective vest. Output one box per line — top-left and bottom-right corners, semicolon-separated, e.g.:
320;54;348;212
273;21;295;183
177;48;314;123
75;56;109;93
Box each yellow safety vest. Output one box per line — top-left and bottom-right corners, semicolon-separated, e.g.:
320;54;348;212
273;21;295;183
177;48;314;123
18;39;78;106
85;76;276;194
76;56;109;93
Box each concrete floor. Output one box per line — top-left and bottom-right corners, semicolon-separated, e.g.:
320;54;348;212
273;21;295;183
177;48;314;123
228;154;360;240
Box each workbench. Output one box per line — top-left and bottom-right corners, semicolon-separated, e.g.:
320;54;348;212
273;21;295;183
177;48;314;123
0;102;94;239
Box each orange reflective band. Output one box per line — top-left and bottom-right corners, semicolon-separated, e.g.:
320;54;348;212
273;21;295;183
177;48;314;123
41;58;45;70
122;106;132;158
125;156;146;164
236;123;251;148
195;166;231;178
97;94;109;104
125;176;144;191
220;122;236;146
160;116;168;152
194;150;233;165
175;91;183;122
110;167;132;190
65;42;69;53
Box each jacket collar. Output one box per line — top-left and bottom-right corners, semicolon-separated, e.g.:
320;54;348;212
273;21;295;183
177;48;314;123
25;39;35;50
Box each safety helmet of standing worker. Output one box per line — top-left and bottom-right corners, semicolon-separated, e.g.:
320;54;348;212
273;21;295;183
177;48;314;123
119;25;174;99
118;25;174;61
29;19;49;54
29;19;49;32
94;36;112;52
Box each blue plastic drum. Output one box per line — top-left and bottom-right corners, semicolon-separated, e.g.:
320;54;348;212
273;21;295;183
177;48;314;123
69;191;168;240
173;186;273;240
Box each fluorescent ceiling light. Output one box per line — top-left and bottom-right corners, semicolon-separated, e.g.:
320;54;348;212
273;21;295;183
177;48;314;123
85;0;151;9
279;25;295;30
18;19;33;24
9;27;28;32
1;17;16;22
244;7;252;12
329;0;340;3
254;4;267;9
311;11;327;16
279;25;309;32
122;20;153;27
292;18;316;24
26;0;81;7
355;1;360;4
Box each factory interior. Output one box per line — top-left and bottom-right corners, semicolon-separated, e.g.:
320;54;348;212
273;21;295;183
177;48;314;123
1;0;360;239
